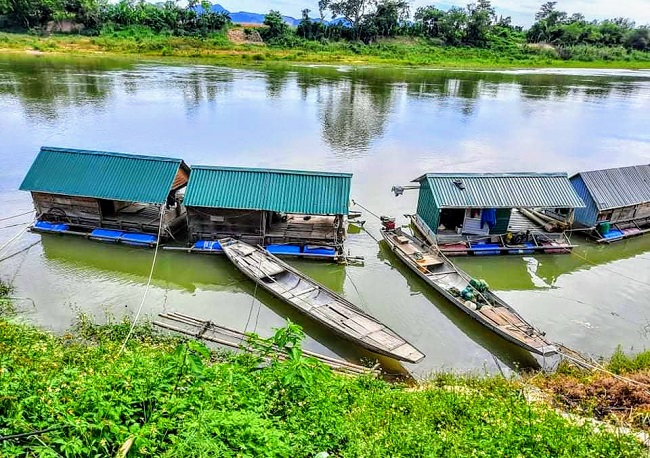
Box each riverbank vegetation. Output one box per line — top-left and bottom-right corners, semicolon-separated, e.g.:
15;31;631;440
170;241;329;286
0;0;649;67
0;283;647;457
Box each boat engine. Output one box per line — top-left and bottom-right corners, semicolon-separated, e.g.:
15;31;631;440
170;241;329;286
380;216;396;231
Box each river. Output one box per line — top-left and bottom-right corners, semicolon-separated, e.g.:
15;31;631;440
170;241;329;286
1;54;649;376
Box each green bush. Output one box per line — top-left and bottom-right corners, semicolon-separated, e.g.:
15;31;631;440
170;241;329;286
608;345;650;374
0;314;644;457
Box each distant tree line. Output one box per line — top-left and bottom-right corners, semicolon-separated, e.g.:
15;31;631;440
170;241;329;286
0;0;648;52
285;0;648;51
0;0;230;36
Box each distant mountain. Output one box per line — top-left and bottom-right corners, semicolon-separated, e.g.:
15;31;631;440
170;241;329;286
206;4;314;27
210;4;228;14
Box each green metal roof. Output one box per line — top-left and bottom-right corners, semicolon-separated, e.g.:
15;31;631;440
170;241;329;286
19;147;189;204
184;166;352;215
413;172;585;209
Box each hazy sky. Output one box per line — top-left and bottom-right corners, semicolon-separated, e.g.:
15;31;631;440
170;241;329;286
216;0;650;26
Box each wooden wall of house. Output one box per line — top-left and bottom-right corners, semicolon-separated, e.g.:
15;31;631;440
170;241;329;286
599;203;650;224
635;202;650;219
187;207;265;242
172;167;189;191
32;192;101;224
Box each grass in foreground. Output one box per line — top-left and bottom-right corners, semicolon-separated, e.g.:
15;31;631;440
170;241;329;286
0;308;644;457
1;31;650;69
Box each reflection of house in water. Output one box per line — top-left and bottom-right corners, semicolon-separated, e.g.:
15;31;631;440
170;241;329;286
533;235;650;286
570;164;650;242
452;236;649;291
39;233;239;293
184;166;352;254
20;147;189;244
406;172;585;255
319;79;395;154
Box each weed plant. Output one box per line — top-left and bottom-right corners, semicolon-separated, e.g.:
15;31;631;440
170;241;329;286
0;307;643;457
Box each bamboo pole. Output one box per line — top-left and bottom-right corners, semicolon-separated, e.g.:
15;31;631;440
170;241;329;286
153;315;374;376
163;312;372;372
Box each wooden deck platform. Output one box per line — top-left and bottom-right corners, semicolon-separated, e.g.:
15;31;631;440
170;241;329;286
266;214;339;244
101;204;186;236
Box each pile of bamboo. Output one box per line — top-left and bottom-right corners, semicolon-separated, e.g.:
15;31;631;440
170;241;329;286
153;312;378;377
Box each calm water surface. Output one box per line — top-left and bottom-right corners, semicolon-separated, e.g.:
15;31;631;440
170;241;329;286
1;55;649;376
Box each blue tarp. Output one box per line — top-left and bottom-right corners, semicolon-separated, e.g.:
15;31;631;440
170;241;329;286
472;242;500;256
90;229;124;241
121;233;157;246
303;246;336;256
266;245;301;255
602;229;625;239
193;240;223;251
508;242;536;255
90;229;156;246
481;208;497;229
34;220;69;233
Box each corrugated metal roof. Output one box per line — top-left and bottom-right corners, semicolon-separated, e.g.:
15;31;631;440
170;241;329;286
184;166;352;215
413;172;585;209
19;147;188;204
571;164;650;211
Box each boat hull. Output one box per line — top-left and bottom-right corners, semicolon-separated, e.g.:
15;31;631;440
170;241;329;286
220;238;425;364
381;229;557;357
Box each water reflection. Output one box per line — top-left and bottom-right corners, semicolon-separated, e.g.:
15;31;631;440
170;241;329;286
319;78;395;154
0;55;121;121
1;56;648;156
454;235;650;291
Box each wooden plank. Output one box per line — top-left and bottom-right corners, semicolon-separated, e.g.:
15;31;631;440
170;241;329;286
479;307;510;327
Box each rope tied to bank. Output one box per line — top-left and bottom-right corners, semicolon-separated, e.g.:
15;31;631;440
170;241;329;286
117;206;165;357
0;210;34;223
0;217;38;255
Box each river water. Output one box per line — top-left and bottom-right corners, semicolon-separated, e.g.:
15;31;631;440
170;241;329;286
1;54;649;376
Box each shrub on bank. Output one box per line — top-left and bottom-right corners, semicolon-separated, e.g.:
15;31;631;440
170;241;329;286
0;306;644;457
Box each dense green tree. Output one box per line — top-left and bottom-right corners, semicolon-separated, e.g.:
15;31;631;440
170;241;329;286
465;0;495;46
262;10;289;40
413;5;445;39
297;8;325;40
327;0;372;30
626;26;649;51
371;0;409;38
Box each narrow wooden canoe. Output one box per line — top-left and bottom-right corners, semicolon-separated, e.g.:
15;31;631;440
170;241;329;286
220;238;425;364
381;227;557;356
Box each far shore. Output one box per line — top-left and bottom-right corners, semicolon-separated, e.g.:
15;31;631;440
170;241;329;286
2;32;650;70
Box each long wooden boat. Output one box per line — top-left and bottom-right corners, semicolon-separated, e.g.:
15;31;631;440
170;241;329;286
380;225;557;356
219;238;425;364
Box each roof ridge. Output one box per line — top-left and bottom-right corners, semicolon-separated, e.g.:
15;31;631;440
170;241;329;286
575;163;650;176
425;172;569;177
40;146;185;164
191;164;353;178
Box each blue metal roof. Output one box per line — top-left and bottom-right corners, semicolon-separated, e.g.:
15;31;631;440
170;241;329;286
19;147;189;204
413;172;585;209
570;164;650;211
184;166;352;215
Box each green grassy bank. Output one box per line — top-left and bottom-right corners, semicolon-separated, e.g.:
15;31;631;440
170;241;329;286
2;31;650;69
0;295;647;457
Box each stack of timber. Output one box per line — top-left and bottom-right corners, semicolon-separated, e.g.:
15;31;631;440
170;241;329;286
518;208;569;233
154;312;377;376
219;238;425;364
381;224;557;357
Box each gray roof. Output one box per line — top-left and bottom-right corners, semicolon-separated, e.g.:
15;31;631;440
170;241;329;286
413;172;585;209
571;164;650;211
